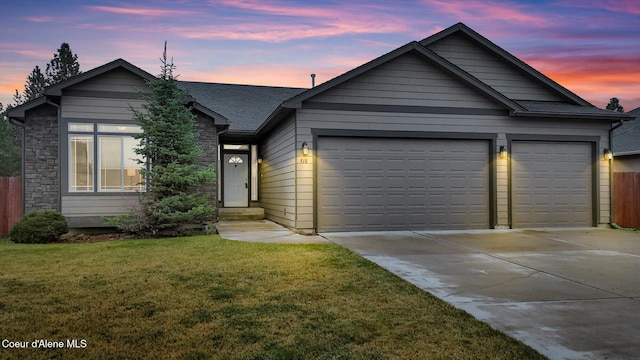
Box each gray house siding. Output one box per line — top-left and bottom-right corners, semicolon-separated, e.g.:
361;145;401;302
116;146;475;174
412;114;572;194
259;114;297;228
22;105;60;214
310;52;500;109
426;33;565;102
60;69;147;222
58;68;219;226
294;107;611;231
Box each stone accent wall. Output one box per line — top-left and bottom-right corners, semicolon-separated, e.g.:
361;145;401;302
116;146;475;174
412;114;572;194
193;113;219;210
23;104;59;214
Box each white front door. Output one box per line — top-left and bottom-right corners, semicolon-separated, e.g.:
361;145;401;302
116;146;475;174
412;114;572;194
223;153;249;207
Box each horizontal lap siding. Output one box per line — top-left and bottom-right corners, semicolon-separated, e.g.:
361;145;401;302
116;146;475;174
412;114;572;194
311;53;500;109
60;69;151;220
260;115;296;228
67;68;149;93
427;33;565;101
296;109;611;228
61;195;139;216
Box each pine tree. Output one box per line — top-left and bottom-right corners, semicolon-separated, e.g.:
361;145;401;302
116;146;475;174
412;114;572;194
22;66;47;101
0;103;21;176
45;43;81;86
109;44;216;234
606;97;624;112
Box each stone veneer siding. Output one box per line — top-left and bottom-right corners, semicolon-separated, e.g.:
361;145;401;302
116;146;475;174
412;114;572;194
23;104;59;214
193;113;219;211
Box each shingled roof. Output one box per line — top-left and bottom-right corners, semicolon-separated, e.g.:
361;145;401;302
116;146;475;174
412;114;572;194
613;107;640;155
178;81;305;133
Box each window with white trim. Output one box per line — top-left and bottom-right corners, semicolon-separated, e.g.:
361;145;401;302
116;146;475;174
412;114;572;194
68;122;145;192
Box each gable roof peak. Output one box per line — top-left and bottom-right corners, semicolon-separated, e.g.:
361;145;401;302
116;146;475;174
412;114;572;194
421;23;593;107
45;58;156;97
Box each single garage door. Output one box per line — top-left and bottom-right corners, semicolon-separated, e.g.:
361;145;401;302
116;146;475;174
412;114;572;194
511;141;592;227
317;137;490;232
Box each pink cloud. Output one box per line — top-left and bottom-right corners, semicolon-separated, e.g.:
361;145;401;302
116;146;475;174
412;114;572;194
87;5;195;17
174;20;405;42
23;16;56;23
420;0;551;27
557;0;640;15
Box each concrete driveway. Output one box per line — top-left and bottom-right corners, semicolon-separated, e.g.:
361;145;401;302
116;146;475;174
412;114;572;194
323;228;640;360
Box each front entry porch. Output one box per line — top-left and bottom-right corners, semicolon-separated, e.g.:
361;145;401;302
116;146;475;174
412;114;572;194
218;207;265;221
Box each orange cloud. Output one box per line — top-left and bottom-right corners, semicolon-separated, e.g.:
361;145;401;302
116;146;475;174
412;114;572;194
525;55;640;109
87;5;195;17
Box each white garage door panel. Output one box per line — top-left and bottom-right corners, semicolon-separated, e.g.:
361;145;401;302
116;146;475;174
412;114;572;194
317;137;490;232
511;141;592;227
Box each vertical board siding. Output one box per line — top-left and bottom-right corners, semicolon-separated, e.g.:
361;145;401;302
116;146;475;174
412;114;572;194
426;33;565;102
260;116;296;228
614;172;640;228
0;177;22;236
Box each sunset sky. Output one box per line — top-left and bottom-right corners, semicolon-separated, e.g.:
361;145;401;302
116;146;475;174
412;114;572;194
1;0;639;111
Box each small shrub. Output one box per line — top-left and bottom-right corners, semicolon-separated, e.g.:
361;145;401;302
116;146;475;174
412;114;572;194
9;210;69;244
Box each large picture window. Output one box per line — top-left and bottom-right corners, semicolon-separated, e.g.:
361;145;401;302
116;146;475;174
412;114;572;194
68;122;144;192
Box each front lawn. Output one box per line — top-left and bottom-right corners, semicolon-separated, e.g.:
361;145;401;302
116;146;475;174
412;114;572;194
0;236;545;359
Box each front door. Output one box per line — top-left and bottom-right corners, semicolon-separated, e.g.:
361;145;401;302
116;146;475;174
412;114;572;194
223;153;249;207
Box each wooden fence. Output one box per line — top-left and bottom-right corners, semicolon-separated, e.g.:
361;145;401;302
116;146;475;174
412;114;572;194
614;172;640;229
0;177;22;236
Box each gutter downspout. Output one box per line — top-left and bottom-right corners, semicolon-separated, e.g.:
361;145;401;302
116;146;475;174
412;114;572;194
609;119;625;227
46;99;62;213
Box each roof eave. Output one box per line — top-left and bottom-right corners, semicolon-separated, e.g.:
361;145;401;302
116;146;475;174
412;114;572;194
513;111;634;120
5;96;49;122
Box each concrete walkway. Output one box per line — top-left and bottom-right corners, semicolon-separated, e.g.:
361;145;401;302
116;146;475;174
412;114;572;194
216;220;329;244
324;228;640;360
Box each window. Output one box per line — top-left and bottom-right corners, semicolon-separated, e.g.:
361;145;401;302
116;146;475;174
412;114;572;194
68;123;144;192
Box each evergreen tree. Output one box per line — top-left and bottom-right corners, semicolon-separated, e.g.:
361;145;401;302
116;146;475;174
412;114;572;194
45;43;81;86
108;44;215;234
0;103;22;176
606;97;624;112
22;66;47;101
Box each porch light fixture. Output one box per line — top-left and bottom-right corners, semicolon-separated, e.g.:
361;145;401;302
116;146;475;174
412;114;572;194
499;146;507;159
604;148;613;160
302;142;309;156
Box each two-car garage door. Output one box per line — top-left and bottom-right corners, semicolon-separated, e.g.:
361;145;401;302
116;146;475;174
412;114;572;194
317;137;490;232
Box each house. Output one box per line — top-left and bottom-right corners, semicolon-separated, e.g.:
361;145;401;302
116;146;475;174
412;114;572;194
7;23;632;232
612;107;640;228
613;107;640;171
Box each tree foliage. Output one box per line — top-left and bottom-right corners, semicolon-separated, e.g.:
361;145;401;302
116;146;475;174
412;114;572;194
107;45;216;235
45;43;81;86
606;97;624;112
0;103;21;176
13;43;81;104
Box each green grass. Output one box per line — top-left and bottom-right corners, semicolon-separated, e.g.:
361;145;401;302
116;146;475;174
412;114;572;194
0;236;545;359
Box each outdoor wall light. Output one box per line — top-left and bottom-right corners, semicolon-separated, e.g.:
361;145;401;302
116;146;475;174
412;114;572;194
604;148;613;160
499;146;507;159
302;142;309;156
